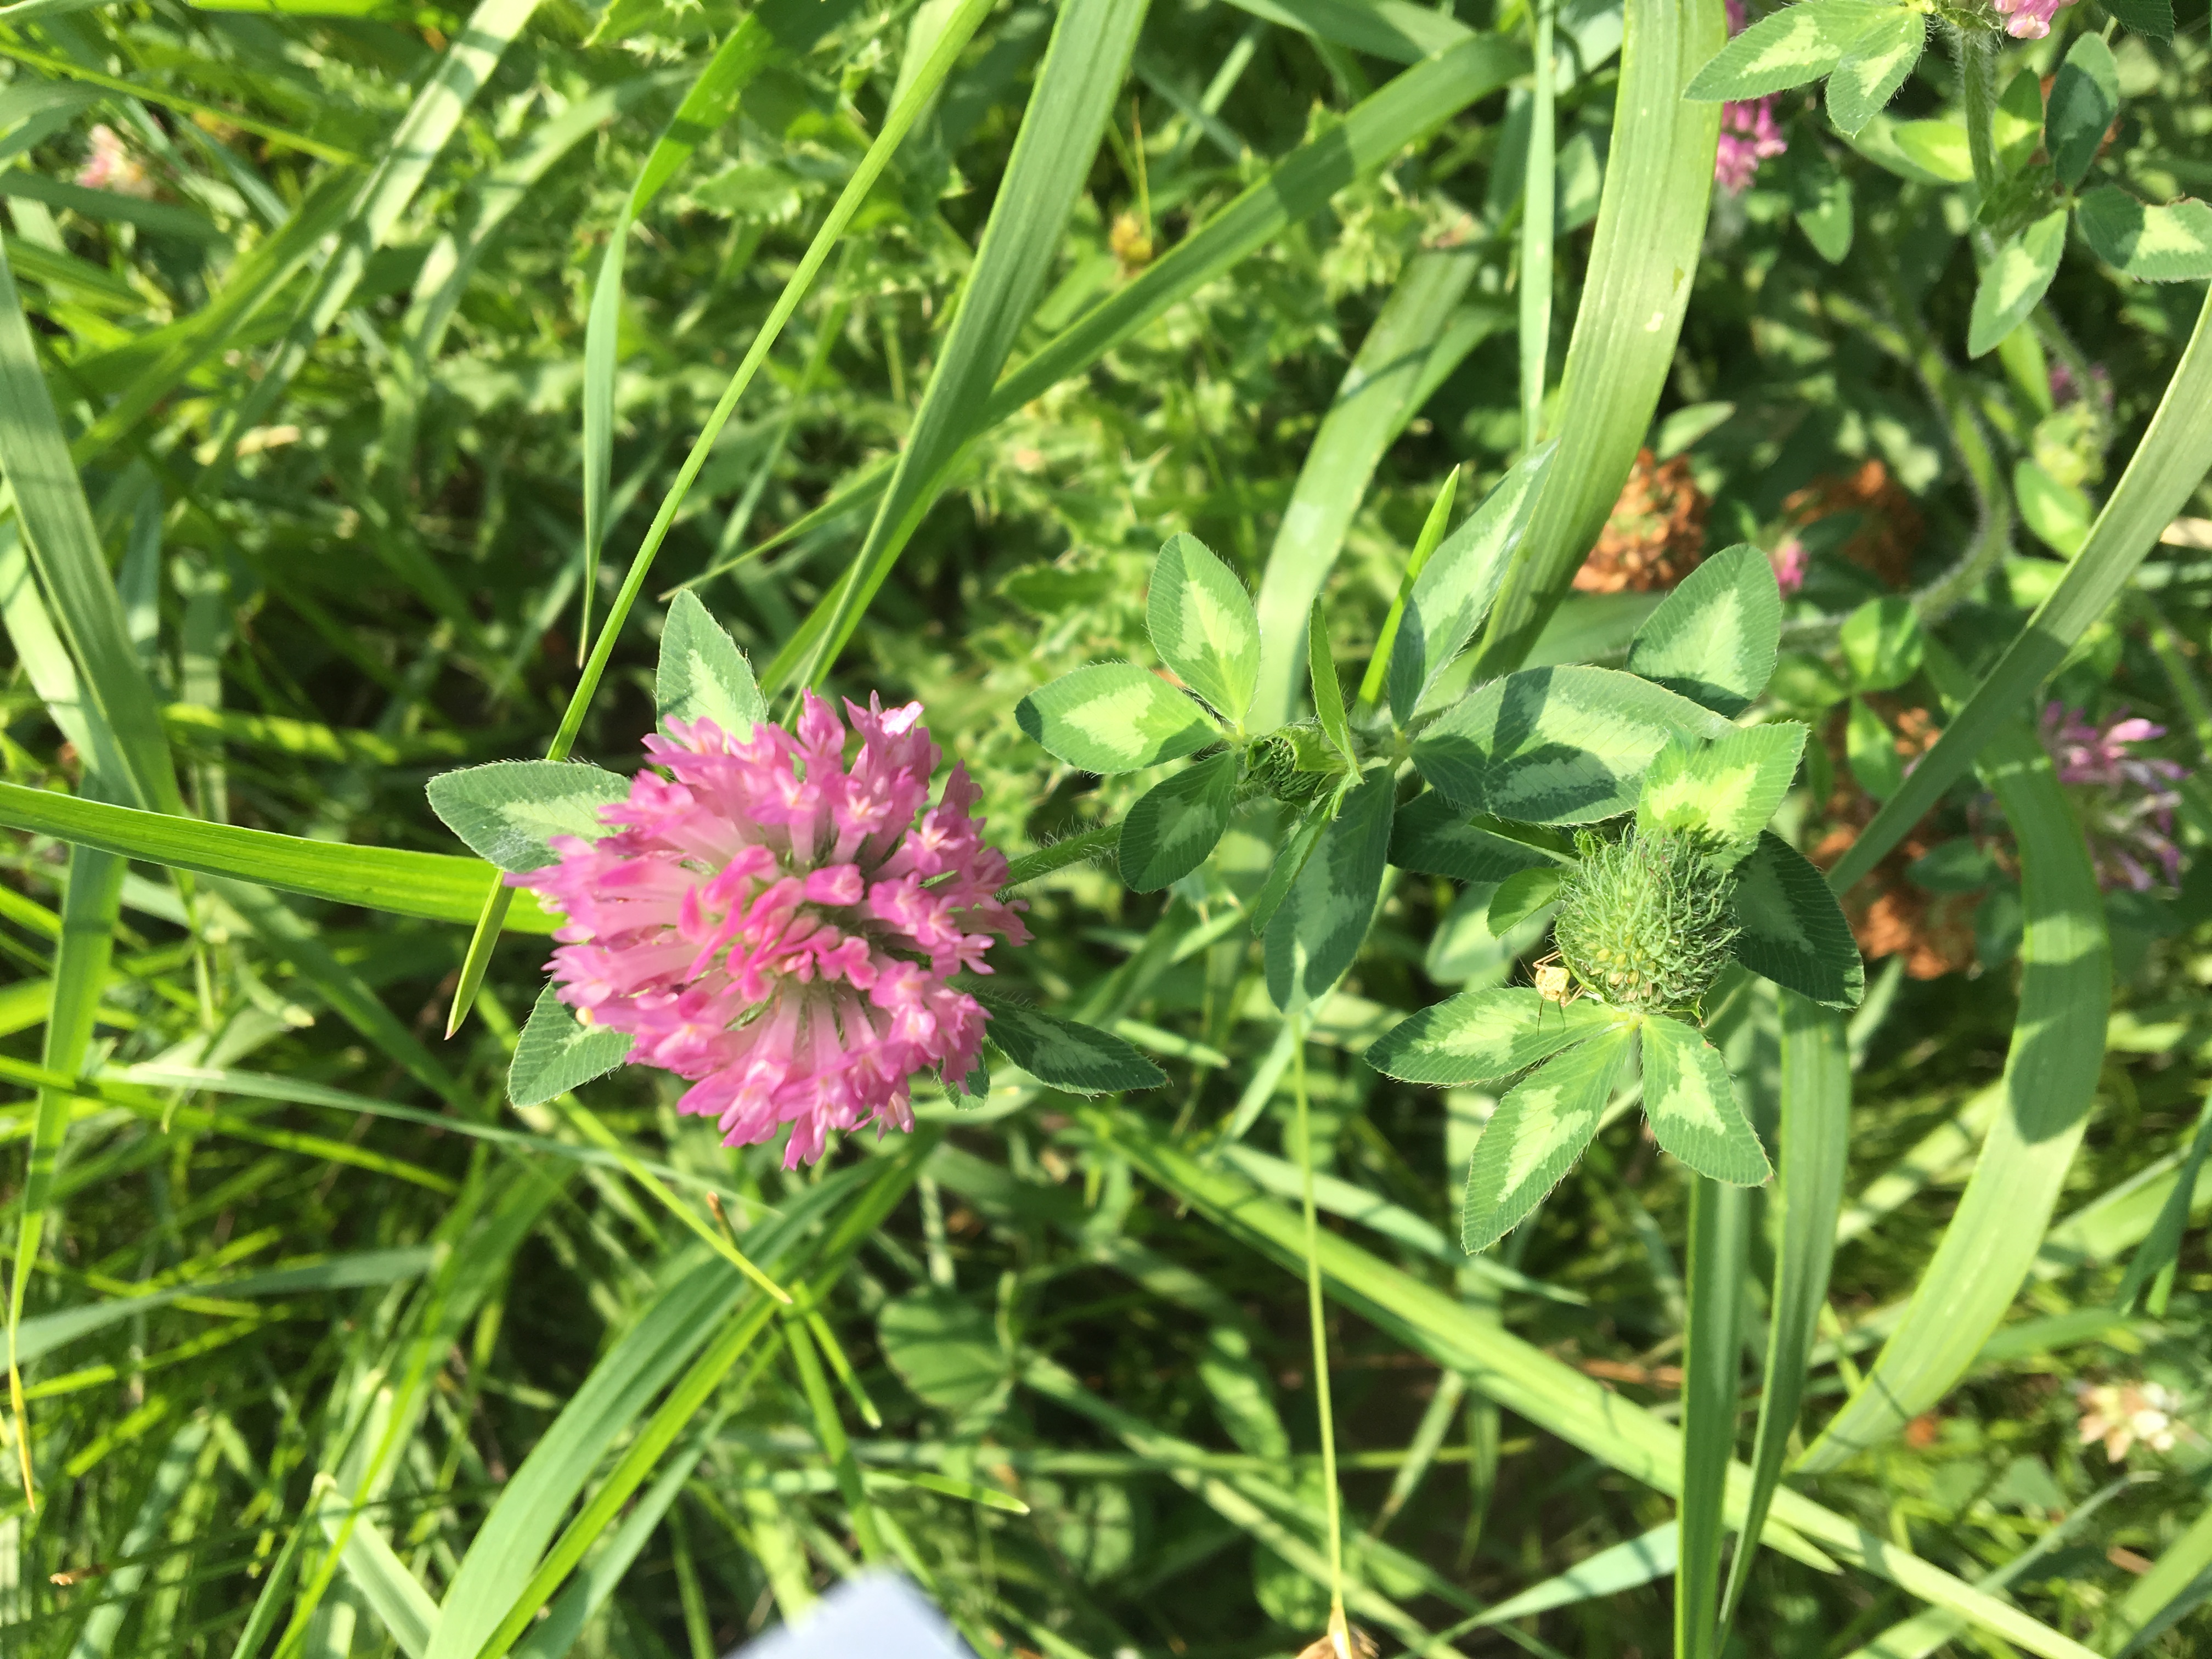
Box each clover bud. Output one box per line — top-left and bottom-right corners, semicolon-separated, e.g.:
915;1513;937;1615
1553;828;1740;1016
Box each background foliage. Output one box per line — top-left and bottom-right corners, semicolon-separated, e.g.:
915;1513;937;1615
0;0;2209;1653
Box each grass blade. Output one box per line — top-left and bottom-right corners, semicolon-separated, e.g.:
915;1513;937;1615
1471;0;1725;676
510;1420;722;1659
1842;1476;2143;1659
313;1475;440;1658
1356;464;1460;713
1676;1175;1746;1659
1520;0;1555;449
2113;1090;2212;1314
5;845;122;1506
0;234;179;812
2106;1498;2212;1656
0;40;354;162
0;781;556;932
577;0;857;651
1249;248;1479;729
770;0;1153;695
1799;649;2108;1471
1721;994;1849;1621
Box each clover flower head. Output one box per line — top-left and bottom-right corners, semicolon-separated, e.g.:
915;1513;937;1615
513;696;1029;1167
2039;703;2188;891
2075;1380;2184;1460
1990;0;2074;39
1555;829;1740;1015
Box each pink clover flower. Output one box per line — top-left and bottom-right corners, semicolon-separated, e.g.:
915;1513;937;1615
513;696;1029;1166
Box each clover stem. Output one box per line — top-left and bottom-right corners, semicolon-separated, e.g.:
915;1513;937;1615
1951;22;2001;200
1294;1012;1350;1645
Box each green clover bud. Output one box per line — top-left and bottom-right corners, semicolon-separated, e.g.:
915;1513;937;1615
1242;725;1338;805
1554;828;1740;1017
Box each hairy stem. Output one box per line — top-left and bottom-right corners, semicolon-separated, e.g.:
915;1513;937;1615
1951;24;2000;201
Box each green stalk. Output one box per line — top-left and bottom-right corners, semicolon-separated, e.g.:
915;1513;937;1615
1675;1174;1746;1659
1520;0;1555;450
1294;1014;1350;1648
783;1313;887;1563
1356;466;1460;714
1951;24;2000;201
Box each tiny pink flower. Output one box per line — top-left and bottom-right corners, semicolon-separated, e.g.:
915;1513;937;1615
1770;538;1808;596
77;125;155;199
1716;99;1787;193
514;696;1029;1167
2039;703;2189;891
1714;0;1787;194
1990;0;2073;39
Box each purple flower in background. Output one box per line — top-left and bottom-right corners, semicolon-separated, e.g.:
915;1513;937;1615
2040;703;2189;891
1991;0;2075;38
1716;2;1787;193
2049;359;2112;411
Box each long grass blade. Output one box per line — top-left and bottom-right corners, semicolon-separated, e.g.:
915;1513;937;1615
1800;648;2108;1471
1249;248;1480;729
2104;1498;2212;1656
0;235;179;811
1471;0;1725;676
576;0;858;652
770;0;1153;696
4;845;122;1508
1520;0;1555;450
0;781;556;932
1675;1175;1746;1659
1720;993;1849;1621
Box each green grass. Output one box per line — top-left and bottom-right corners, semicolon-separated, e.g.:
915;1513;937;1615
1;0;2210;1655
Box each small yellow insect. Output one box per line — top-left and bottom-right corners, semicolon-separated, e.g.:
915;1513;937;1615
1532;950;1584;1011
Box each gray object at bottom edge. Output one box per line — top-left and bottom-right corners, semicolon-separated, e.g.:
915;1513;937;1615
728;1571;974;1659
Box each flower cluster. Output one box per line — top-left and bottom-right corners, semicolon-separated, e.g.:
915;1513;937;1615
515;697;1029;1166
1991;0;2075;38
1716;98;1787;193
2075;1380;2183;1460
2040;703;2188;890
1714;0;1787;193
